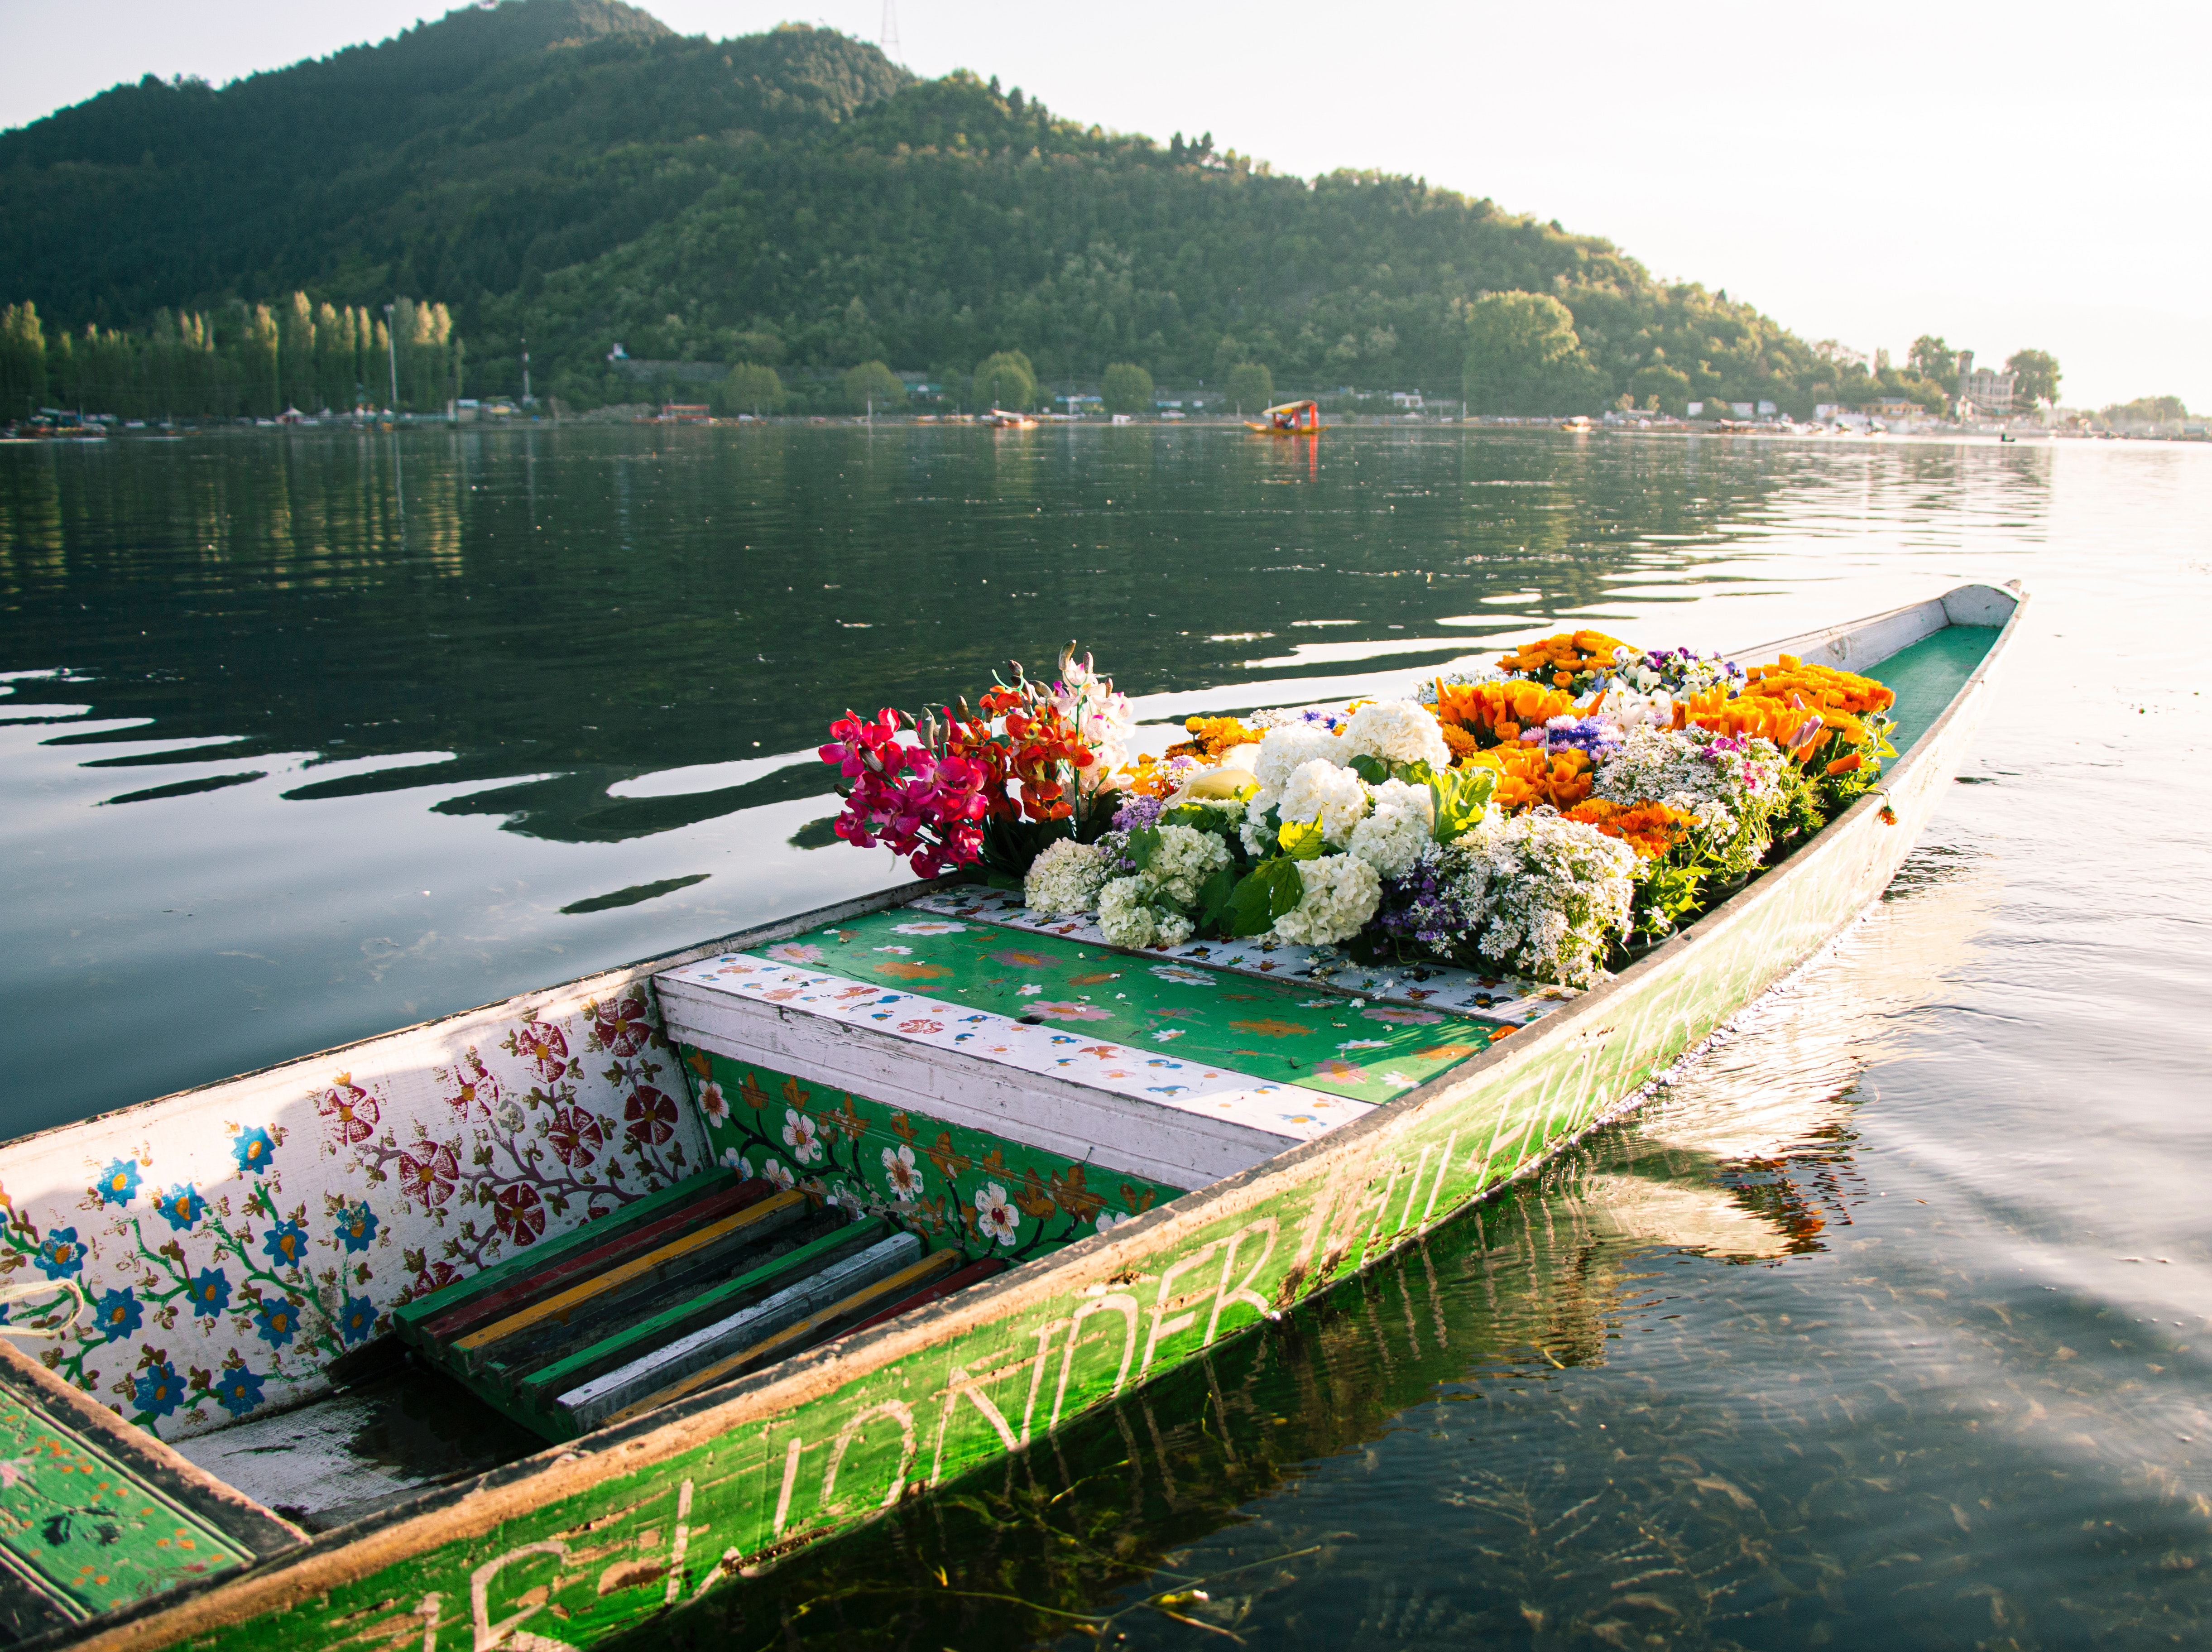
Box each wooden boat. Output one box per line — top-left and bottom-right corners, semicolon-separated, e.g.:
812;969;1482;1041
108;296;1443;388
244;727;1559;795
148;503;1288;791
0;585;2024;1649
981;408;1036;429
1245;399;1320;435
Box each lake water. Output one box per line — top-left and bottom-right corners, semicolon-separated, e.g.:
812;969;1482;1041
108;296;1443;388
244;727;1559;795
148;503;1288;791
4;426;2209;1647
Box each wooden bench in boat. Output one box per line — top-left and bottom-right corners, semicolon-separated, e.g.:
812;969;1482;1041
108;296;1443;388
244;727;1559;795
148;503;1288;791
393;1170;1006;1440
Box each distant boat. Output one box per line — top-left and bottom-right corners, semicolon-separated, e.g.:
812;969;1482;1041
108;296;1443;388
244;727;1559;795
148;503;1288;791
1247;399;1321;435
982;408;1036;428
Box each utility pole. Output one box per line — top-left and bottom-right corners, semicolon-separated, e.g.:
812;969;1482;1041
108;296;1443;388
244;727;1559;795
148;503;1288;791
384;302;399;414
881;0;899;53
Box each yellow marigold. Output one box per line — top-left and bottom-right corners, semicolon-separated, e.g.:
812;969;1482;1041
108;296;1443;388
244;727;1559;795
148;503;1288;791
1496;629;1627;682
1119;753;1182;797
1566;798;1696;860
1439;721;1481;761
1741;655;1895;716
1164;714;1262;762
1434;679;1575;749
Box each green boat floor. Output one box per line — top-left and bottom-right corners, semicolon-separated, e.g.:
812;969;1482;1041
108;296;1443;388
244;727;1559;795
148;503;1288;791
751;909;1503;1108
1866;624;2001;755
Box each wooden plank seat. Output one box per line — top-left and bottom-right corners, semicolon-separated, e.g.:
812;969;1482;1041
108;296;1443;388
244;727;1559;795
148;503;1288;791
394;1174;1004;1441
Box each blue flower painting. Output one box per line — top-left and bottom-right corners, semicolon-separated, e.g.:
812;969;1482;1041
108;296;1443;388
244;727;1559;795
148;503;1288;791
155;1184;205;1232
259;1217;309;1270
134;1361;183;1418
94;1287;142;1343
252;1299;299;1349
336;1202;379;1253
212;1366;265;1418
94;1159;140;1207
189;1267;231;1319
338;1293;376;1345
232;1126;276;1177
34;1227;83;1280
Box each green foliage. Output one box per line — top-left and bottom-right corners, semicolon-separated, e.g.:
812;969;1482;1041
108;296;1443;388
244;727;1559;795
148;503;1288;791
1099;361;1153;416
1225;360;1272;415
1628;860;1704;945
1462;291;1606;416
842;359;905;414
972;350;1037;412
1226;857;1304;937
713;361;783;415
1427;765;1496;845
1907;335;1957;383
0;7;1909;415
2005;348;2060;407
1;302;50;418
1628;361;1692;416
2102;394;2188;426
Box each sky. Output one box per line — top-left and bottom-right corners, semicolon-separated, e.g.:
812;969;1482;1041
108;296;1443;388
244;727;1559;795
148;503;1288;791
3;0;2206;410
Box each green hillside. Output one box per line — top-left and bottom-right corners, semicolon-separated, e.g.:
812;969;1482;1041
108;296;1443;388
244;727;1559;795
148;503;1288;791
0;0;1947;418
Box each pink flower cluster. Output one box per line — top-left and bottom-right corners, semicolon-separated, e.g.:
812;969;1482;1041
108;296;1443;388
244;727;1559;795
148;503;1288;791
819;708;993;877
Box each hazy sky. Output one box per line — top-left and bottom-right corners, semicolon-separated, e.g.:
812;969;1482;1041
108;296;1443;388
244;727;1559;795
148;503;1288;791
5;0;2206;409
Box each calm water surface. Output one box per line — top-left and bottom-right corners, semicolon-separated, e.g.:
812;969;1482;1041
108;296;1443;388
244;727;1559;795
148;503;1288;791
3;427;2208;1647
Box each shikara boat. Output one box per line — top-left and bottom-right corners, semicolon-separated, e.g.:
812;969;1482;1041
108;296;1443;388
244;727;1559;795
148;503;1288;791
1245;399;1321;435
0;585;2023;1650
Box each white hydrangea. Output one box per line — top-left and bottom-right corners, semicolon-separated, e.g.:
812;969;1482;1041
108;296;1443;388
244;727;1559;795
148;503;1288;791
1278;758;1370;846
1339;699;1451;772
1023;838;1111;916
1097;877;1163;949
1347;778;1435;878
1272;853;1382;946
1148;823;1233;905
1252;723;1344;795
1438;811;1635;988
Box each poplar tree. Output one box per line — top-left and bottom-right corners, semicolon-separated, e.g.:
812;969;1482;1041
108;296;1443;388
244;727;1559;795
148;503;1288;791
0;302;49;418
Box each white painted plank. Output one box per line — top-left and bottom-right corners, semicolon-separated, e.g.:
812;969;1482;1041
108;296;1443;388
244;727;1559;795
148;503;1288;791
556;1232;924;1430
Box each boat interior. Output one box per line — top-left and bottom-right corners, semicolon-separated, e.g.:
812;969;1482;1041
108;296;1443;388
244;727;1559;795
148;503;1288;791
0;590;2014;1609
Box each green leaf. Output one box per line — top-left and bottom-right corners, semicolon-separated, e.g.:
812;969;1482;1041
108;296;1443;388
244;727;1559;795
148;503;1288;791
1276;817;1328;860
1123;826;1161;872
1394;758;1436;787
1195;864;1240;934
1429;765;1497;844
1225;858;1305;937
1346;753;1389;786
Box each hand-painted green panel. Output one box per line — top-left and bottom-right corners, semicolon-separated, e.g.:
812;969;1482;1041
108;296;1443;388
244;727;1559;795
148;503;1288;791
753;909;1507;1105
675;1048;1185;1262
0;1391;251;1624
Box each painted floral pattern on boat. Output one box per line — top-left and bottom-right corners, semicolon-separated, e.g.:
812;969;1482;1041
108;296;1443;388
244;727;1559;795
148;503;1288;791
0;987;704;1439
676;1046;1182;1263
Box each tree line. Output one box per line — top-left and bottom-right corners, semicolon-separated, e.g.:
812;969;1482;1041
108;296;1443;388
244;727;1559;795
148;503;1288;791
0;294;462;421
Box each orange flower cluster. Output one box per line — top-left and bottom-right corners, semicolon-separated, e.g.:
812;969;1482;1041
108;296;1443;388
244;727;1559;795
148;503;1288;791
1433;679;1576;749
1467;744;1596;811
1496;629;1628;689
1166;715;1260;762
1673;685;1829;757
1565;798;1696;860
1001;703;1096;821
1742;655;1896;716
1439;721;1481;761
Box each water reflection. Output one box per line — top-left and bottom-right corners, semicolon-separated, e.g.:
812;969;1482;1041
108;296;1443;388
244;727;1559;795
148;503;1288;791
0;426;2054;1123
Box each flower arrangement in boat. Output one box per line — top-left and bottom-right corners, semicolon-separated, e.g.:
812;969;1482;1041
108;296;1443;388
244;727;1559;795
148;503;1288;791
821;631;1896;991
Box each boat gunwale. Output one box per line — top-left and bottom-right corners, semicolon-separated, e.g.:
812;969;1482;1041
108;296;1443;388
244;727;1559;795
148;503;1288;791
30;583;2029;1652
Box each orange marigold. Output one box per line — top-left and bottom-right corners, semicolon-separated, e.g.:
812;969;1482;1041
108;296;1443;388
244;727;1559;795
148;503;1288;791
1433;679;1576;749
1467;744;1596;812
1566;798;1696;860
1496;629;1628;683
1742;654;1896;717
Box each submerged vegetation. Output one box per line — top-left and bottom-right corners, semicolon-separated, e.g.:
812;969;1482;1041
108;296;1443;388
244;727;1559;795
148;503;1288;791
2;0;1948;420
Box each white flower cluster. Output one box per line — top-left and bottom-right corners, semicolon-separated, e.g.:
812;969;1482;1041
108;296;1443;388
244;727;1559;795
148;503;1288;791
1051;652;1138;784
1339;699;1452;771
1023;838;1111;916
1271;854;1382;945
1094;823;1232;950
1279;759;1370;845
1346;778;1435;878
1437;812;1636;988
1593;725;1776;836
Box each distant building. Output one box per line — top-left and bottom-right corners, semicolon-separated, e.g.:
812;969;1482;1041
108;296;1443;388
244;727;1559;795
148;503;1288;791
1756;400;1777;417
1729;402;1754;418
1955;351;2016;415
1390;391;1425;410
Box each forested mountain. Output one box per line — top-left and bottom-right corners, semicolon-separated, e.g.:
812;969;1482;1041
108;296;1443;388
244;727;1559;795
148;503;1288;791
0;0;1944;418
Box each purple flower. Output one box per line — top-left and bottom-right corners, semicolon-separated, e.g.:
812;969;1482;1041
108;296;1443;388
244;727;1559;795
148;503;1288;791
1111;793;1168;832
